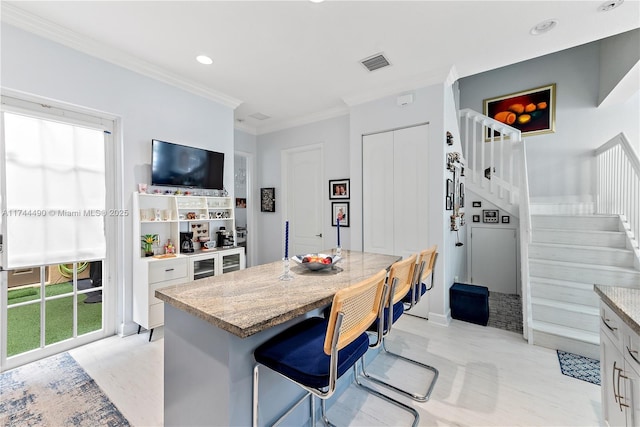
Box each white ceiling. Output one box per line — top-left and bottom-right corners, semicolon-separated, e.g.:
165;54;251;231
2;1;639;134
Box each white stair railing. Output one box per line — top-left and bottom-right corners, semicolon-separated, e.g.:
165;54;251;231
459;108;533;340
595;132;640;254
459;108;523;211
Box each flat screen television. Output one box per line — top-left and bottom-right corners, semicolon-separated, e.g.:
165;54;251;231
151;139;224;189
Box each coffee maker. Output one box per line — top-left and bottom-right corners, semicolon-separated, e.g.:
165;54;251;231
180;232;194;253
216;227;234;248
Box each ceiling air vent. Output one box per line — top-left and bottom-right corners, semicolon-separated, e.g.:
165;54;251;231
360;53;391;72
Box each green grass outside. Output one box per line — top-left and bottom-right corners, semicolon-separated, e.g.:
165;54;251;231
7;282;102;357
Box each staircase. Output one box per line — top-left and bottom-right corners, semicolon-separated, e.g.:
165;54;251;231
459;110;640;359
528;214;639;359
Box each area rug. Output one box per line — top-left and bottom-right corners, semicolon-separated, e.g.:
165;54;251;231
557;350;600;385
0;352;130;426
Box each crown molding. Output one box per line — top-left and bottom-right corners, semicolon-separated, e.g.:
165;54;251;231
341;66;453;107
255;105;349;135
234;121;257;136
1;3;243;109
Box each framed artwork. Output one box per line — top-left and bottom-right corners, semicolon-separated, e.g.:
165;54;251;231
472;215;480;223
502;215;510;224
472;201;482;208
329;179;350;199
483;83;556;139
260;187;275;212
235;198;246;208
483;209;499;223
445;179;454;210
331;202;349;227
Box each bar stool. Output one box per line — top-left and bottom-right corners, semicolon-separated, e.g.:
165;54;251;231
252;269;419;427
360;253;439;402
403;245;438;309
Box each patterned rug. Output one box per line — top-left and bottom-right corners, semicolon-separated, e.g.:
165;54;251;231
0;352;130;426
557;350;600;385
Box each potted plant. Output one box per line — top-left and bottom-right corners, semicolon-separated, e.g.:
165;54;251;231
142;234;158;257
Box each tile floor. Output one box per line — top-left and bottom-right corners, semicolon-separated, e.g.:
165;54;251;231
66;315;601;426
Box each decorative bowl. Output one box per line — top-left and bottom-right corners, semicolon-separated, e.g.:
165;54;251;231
292;253;341;271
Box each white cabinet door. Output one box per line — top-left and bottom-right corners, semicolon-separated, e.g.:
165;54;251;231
393;125;429;259
601;330;629;427
363;124;429;257
363;131;394;255
470;227;517;294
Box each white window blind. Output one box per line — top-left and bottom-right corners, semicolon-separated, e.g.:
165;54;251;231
3;112;106;268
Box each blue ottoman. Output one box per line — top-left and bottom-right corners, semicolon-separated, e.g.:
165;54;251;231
450;283;489;326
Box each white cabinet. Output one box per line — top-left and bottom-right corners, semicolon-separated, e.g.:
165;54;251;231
600;301;639;426
362;124;429;259
132;192;245;337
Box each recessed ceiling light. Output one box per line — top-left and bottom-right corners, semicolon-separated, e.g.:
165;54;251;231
598;0;624;12
530;19;558;35
309;0;325;3
196;55;213;65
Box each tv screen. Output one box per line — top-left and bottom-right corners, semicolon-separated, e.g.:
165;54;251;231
151;139;224;189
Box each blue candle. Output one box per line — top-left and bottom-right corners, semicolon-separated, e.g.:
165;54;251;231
285;220;289;259
337;217;340;247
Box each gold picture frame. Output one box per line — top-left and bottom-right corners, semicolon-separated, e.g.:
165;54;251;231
483;83;556;139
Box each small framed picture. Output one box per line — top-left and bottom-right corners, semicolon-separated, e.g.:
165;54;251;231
260;187;275;212
472;215;480;223
483;209;499;223
446;196;453;211
331;202;349;227
235;198;246;208
329;179;350;199
502;215;510;224
472;201;482;208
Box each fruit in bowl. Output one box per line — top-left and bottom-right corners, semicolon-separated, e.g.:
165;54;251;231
292;253;341;271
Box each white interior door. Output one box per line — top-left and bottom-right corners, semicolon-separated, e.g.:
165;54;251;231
470;227;517;294
284;146;323;255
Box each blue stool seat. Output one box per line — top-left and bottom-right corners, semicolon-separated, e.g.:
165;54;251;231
402;282;427;304
369;301;404;333
254;317;370;389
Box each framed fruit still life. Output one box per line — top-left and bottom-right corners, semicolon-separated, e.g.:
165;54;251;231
483;83;556;139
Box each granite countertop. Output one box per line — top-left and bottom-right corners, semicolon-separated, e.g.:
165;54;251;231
594;284;640;335
155;250;400;338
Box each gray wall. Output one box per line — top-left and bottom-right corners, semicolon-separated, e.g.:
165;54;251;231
1;24;235;333
459;38;640;203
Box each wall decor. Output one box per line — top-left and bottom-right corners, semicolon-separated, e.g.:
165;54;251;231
502;215;510;224
446;179;453;210
235;198;246;208
329;179;350;200
483;83;556;139
473;215;480;222
260;187;275;212
459;183;465;208
331;202;349;227
472;201;482;208
446;131;454;146
483;209;499;223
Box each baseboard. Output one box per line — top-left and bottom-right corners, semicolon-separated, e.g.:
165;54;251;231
118;321;139;337
421;310;451;326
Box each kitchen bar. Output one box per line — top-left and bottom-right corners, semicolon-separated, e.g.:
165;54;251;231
155;250;401;426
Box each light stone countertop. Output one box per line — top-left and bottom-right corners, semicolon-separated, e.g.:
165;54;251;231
155;250;400;338
594;284;640;335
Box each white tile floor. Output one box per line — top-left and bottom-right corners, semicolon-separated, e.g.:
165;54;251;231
68;316;601;426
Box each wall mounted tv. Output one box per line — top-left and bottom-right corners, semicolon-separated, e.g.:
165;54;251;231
151;139;225;190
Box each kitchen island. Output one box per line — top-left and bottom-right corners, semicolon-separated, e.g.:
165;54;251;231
155;250;400;427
